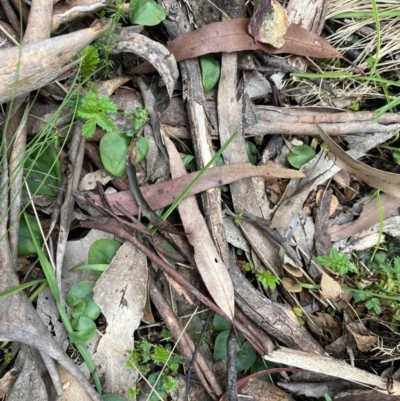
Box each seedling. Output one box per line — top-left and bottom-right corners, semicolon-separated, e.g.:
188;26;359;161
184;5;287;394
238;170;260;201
76;87;118;139
125;339;183;400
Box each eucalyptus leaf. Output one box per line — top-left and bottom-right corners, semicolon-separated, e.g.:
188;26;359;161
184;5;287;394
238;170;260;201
100;130;130;177
199;54;220;93
287;145;316;169
24;144;62;196
129;0;166;26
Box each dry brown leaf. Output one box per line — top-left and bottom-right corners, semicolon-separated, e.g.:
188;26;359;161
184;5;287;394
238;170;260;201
315;119;400;198
346;322;377;353
162;132;235;321
320;273;343;300
93;242;147;397
0;20;109;105
282;254;303;277
93;162;304;216
328;193;400;242
132;19;343;74
282;277;302;293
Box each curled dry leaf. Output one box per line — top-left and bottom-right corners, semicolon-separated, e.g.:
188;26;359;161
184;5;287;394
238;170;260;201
162;133;235;321
0;20;110;105
132;18;343;74
346;322;377;353
315;119;400;198
114;33;178;98
282;277;302;293
320;272;343;301
282;253;303;277
52;0;107;32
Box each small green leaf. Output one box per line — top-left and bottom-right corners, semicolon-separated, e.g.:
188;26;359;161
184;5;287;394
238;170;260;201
213;330;256;372
136;136;149;163
256;271;279;290
24;144;62;196
18;213;43;257
245;141;258;165
213;314;232;332
366;298;382;314
88;239;121;264
287;145;316;169
69;317;97;344
82;118;97;138
100;131;130;177
78;46;99;78
199;54;221;93
129;0;166;26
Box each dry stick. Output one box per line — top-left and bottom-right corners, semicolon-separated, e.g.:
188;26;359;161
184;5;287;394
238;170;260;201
241;210;303;267
56;125;85;294
185;310;213;401
79;217;265;353
149;276;223;399
226;327;238;401
0;0;20;35
126;141;181;235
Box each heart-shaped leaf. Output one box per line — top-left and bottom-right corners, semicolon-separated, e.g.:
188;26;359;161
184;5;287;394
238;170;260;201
287;145;316;169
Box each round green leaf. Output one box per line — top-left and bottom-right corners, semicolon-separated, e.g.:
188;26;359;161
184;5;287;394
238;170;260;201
245;141;258;165
100;131;130;177
213;330;256;372
287;145;316;169
129;0;166;26
24;144;62;196
213;314;232;332
136;136;149;164
69;317;96;344
88;239;121;264
18;213;43;257
199;55;221;93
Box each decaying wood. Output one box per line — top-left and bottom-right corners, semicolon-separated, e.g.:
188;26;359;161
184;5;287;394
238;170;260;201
228;254;325;354
286;0;330;71
161;0;236;280
159;99;400;138
263;347;400;395
0;20;109;105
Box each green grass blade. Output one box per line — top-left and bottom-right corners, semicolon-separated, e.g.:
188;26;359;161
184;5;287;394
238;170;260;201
0;279;47;298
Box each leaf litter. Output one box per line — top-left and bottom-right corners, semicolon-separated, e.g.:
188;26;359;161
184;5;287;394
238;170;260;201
2;1;400;400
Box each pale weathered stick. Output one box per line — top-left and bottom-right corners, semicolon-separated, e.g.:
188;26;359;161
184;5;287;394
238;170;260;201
264;347;400;395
